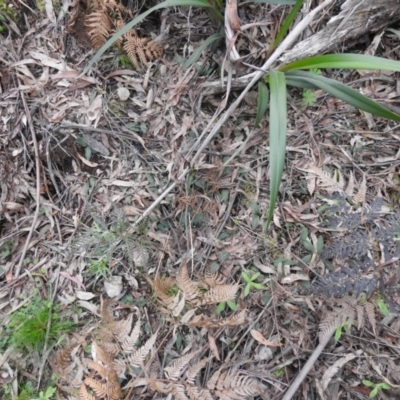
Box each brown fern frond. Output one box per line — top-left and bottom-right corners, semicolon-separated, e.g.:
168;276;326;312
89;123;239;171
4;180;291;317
121;315;141;352
123;31;163;70
172;384;190;400
318;310;344;343
86;360;109;380
199;284;239;306
202;268;227;288
152;276;176;305
51;343;79;380
176;261;200;303
92;342;114;367
188;310;246;328
79;383;95;400
85;7;111;49
186;357;211;385
83;378;108;398
213;373;264;398
207;368;223;390
128;330;158;367
113;313;133;340
164;350;200;381
100;298;117;324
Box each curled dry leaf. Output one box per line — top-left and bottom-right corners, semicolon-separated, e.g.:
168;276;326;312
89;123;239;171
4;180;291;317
250;330;281;347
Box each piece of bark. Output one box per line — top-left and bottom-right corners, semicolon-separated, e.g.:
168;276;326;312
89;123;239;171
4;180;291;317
280;0;400;65
203;0;400;95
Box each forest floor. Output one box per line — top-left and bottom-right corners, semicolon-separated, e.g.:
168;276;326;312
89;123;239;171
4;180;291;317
1;0;400;399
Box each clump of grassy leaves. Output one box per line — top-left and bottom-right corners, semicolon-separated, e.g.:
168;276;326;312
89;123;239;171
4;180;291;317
85;1;400;232
0;295;74;353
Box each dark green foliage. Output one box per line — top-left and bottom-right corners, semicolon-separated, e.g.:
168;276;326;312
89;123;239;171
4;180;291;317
311;196;400;312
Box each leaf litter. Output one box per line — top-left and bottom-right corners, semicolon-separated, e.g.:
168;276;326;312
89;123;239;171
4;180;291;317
1;0;400;399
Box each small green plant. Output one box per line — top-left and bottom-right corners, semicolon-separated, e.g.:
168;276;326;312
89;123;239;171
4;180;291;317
362;379;391;398
273;368;285;378
334;320;350;341
302;89;316;106
31;386;57;400
216;300;238;314
241;271;266;297
302;68;322;106
2;296;74;353
88;256;110;281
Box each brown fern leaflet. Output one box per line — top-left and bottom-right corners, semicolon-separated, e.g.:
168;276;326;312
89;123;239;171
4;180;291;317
84;0;163;68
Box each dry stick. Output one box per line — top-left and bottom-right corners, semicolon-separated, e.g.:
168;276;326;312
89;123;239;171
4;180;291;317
132;0;334;229
37;267;61;390
281;325;336;400
14;91;42;278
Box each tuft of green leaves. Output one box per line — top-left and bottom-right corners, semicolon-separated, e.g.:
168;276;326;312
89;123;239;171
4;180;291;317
241;271;266;297
363;380;391;398
2;296;74;353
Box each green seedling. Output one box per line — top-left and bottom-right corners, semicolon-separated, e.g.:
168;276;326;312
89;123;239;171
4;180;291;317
362;380;391;398
334;320;351;341
31;386;57;400
216;300;238;314
88;257;110;281
241;271;266;297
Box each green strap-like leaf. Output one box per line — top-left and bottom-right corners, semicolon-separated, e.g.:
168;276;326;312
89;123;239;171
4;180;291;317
266;70;287;229
255;81;269;127
280;54;400;72
82;0;213;75
273;0;304;48
183;32;224;70
285;71;400;121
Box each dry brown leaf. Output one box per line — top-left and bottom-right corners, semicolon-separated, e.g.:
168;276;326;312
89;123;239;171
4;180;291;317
250;329;281;347
208;332;220;361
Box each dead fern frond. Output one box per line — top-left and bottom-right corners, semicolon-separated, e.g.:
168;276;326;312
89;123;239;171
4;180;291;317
121;314;141;352
176;261;201;303
51;343;79;380
164;350;200;381
202;268;227;288
128;330;158;367
124;31;163;70
85;7;111;49
186;357;211;385
188;310;246;328
199;283;239;306
152;276;177;306
79;383;95;400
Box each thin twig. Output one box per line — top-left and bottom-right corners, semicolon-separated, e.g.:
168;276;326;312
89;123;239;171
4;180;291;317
131;0;334;228
37;266;61;390
14;91;41;278
281;328;335;400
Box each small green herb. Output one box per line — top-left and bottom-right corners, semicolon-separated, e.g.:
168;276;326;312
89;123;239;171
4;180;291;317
241;271;266;297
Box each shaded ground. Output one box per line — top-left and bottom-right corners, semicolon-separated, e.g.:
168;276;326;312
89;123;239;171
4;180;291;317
1;1;400;399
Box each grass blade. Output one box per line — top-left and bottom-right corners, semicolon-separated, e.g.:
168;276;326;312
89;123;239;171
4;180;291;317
273;0;304;48
82;0;213;75
280;54;400;72
255;81;269;127
266;70;287;229
285;71;400;121
183;32;224;70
